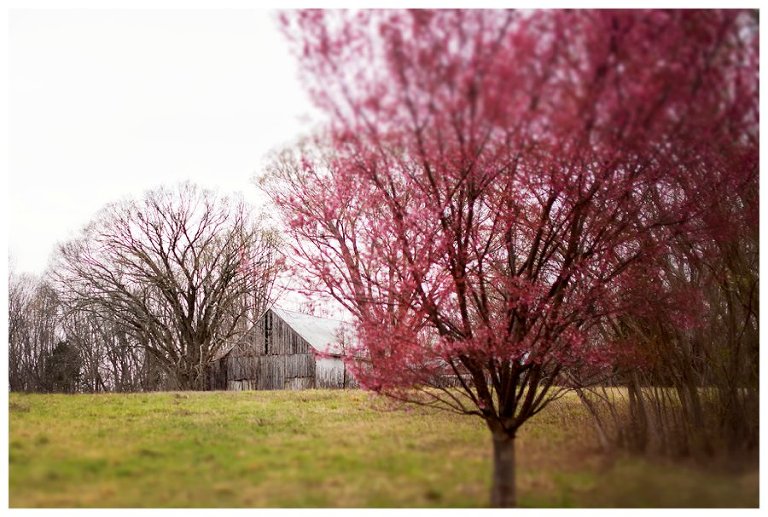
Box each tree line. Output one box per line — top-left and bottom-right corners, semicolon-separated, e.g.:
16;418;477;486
9;183;281;392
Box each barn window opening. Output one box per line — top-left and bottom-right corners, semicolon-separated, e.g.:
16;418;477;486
264;311;272;354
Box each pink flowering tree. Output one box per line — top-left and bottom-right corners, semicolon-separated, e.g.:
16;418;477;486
265;10;757;507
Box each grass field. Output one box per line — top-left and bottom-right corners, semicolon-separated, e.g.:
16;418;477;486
9;390;758;508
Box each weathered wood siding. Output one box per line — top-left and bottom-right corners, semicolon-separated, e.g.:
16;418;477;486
206;309;354;391
316;357;353;389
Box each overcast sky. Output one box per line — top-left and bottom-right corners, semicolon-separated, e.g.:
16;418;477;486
9;9;318;275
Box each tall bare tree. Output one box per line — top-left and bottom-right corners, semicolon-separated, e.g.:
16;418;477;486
54;183;281;389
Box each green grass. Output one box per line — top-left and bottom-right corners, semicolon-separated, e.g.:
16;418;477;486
9;390;758;507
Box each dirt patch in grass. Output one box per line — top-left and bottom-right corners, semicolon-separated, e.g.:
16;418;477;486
10;400;31;413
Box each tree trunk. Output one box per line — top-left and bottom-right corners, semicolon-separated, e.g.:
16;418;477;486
490;433;516;508
627;373;649;452
574;387;612;454
174;370;196;391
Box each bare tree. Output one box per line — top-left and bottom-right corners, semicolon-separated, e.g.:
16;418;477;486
59;307;162;392
8;271;62;392
8;270;32;390
54;183;281;390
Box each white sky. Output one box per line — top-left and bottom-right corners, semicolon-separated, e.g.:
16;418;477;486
9;9;318;275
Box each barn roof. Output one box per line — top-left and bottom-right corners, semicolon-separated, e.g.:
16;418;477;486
271;307;350;356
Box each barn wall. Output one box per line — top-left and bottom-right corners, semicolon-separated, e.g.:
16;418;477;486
206;357;227;390
207;309;357;391
219;351;318;390
316;357;358;389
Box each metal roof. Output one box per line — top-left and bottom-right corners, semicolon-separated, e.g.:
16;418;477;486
271;307;350;356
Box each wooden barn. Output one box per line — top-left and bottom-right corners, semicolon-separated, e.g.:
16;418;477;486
205;307;356;391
